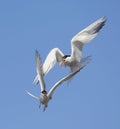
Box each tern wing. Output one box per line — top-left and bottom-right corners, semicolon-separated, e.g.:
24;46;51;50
47;68;80;99
34;50;46;91
71;17;106;62
26;90;39;100
43;48;64;75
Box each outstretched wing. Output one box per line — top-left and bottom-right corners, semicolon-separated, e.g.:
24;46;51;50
47;68;80;99
71;17;106;62
43;48;64;75
34;50;46;92
26;90;39;100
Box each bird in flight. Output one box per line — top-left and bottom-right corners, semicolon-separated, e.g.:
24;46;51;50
27;50;88;111
33;17;106;85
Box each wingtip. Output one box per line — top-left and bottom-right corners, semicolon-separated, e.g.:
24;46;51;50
35;49;39;57
99;16;107;25
98;16;107;22
25;90;30;95
92;16;107;34
35;49;38;53
103;16;107;21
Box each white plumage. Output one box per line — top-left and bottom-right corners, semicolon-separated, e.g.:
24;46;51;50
27;50;82;111
27;17;106;111
33;17;106;85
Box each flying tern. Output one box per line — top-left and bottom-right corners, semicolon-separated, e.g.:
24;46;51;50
27;50;88;111
33;17;106;85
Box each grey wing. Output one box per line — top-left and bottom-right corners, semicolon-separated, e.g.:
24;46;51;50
35;50;46;92
47;68;80;99
43;48;64;75
71;17;106;62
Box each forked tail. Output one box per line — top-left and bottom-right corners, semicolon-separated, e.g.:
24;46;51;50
79;56;91;70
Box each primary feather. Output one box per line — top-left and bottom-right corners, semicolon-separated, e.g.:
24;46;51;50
35;50;46;91
71;17;106;62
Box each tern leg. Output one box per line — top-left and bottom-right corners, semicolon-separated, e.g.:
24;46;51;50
39;102;41;109
43;106;46;112
43;104;48;112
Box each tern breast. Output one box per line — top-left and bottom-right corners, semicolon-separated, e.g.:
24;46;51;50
40;94;49;105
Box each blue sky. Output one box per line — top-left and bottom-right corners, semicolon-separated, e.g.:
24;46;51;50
0;0;120;129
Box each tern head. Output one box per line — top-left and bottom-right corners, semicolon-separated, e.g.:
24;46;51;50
61;55;71;66
42;90;47;95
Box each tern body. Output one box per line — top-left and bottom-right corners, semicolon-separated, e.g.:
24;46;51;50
33;17;106;85
27;17;107;110
27;51;82;111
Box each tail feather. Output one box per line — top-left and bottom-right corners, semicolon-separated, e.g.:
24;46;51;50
79;56;91;69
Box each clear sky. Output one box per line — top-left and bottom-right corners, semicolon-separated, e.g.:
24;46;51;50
0;0;120;129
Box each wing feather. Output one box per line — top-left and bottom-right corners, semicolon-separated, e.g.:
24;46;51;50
47;68;80;99
43;48;64;75
71;17;106;62
26;90;39;100
35;50;46;91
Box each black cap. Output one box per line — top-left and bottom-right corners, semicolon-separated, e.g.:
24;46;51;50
42;90;47;94
62;55;70;59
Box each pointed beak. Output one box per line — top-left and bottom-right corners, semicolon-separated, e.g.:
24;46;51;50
60;60;66;67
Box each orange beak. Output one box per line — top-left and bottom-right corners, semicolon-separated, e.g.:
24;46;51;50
61;59;66;67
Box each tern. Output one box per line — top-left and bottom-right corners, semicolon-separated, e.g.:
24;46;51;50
33;17;106;85
27;50;88;111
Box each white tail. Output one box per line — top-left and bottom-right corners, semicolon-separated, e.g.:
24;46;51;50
79;56;91;69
